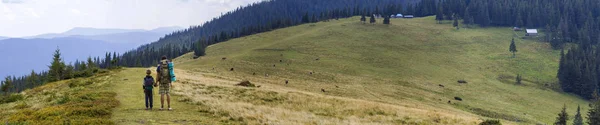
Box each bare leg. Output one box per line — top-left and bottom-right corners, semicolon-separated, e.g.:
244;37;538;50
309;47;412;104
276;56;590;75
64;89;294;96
160;94;165;108
167;94;171;108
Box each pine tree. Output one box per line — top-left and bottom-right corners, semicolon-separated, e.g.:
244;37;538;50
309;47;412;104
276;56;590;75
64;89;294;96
463;7;472;25
194;38;206;57
589;91;600;125
435;5;444;24
574;105;583;125
48;48;66;82
64;64;75;80
516;74;522;84
360;15;366;24
27;70;37;89
383;15;390;24
509;38;517;58
515;12;524;27
555;104;569;125
370;14;376;24
479;5;491;27
1;76;11;95
302;12;309;23
87;56;96;71
453;14;459;30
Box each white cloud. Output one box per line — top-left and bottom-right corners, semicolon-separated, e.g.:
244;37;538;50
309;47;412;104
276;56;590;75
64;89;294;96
25;8;38;18
0;0;263;37
1;0;24;4
69;9;80;15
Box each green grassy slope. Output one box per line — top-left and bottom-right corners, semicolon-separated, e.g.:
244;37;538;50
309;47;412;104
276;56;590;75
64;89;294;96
0;16;591;125
174;16;589;124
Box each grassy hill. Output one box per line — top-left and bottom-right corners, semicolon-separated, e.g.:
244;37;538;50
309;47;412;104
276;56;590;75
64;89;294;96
173;16;589;124
0;16;590;125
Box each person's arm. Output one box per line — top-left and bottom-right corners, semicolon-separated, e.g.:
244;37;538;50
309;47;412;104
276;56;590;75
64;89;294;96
156;69;161;84
152;77;157;87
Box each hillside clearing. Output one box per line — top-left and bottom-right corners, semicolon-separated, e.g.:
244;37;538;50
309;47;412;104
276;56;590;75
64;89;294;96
174;16;589;124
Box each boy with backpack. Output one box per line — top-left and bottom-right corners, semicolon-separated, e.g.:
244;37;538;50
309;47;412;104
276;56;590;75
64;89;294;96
143;69;156;110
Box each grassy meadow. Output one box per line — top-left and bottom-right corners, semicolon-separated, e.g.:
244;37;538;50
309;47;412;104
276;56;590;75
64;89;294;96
0;16;591;125
173;16;589;124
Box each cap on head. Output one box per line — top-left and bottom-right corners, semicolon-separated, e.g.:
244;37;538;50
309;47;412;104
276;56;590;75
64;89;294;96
146;69;152;74
161;56;167;60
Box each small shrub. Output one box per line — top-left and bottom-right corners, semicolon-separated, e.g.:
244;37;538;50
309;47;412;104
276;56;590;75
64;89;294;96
0;94;24;104
56;95;71;104
97;69;110;74
236;81;255;87
454;97;463;101
479;119;501;125
516;74;522;84
14;102;30;109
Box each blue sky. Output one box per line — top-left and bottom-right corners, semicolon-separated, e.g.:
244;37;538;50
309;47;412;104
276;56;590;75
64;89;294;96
0;0;262;37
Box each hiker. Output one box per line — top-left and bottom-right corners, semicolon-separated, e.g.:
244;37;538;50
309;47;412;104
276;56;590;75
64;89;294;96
143;69;156;110
157;56;174;110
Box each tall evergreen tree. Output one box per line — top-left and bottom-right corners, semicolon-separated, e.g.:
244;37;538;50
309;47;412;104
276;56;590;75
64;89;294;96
435;5;444;24
515;12;524;27
589;91;600;125
462;7;472;25
574;105;583;125
194;38;207;57
453;14;459;30
509;38;517;58
27;70;37;88
555;104;569;125
87;56;96;71
48;48;66;82
383;15;390;24
369;14;376;24
360;15;366;24
1;76;11;95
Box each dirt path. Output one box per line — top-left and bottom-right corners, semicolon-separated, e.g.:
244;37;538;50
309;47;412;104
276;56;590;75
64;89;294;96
109;68;221;124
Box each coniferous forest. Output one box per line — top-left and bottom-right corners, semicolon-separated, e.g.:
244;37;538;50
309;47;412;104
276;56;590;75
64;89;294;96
434;0;600;100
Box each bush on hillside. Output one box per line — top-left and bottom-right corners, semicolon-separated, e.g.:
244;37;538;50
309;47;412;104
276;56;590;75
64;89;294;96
236;81;255;87
69;79;93;88
479;119;501;125
0;94;24;104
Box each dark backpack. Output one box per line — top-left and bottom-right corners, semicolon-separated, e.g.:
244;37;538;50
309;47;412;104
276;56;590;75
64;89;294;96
159;60;171;83
144;77;154;91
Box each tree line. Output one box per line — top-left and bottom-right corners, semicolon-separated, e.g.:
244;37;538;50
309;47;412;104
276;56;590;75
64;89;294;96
436;0;600;49
2;0;435;95
117;0;431;68
433;0;600;100
554;94;600;125
1;48;117;95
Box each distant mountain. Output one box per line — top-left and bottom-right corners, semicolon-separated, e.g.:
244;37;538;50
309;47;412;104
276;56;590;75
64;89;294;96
0;37;136;77
1;26;182;77
71;32;164;47
149;26;183;34
23;27;182;39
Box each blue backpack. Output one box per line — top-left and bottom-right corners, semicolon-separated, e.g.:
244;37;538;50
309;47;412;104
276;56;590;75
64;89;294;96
168;62;176;82
144;76;154;91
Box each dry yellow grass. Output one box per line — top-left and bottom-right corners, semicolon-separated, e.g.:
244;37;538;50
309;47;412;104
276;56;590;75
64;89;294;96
173;68;484;125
